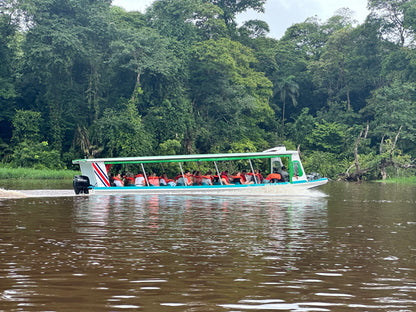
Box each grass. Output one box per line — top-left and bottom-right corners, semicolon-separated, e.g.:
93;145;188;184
378;176;416;184
0;166;80;179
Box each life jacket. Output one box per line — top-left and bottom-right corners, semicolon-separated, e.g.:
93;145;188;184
220;174;230;183
231;175;242;183
148;176;160;186
266;173;281;181
124;177;135;186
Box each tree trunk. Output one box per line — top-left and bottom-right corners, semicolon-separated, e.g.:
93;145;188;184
354;130;363;180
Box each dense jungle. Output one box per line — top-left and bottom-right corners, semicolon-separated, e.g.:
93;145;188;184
1;0;415;180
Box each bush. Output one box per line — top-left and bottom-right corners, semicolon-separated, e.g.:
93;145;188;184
10;141;64;169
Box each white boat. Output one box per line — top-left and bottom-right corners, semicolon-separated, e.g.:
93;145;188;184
72;146;328;195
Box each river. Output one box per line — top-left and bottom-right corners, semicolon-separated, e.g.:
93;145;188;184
0;182;415;311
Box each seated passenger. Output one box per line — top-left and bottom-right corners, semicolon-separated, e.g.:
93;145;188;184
220;171;233;185
202;171;213;185
280;166;289;182
231;172;243;184
124;173;135;186
109;173;116;186
160;173;176;186
242;170;252;184
255;169;264;183
135;173;146;186
176;170;192;186
193;171;203;186
113;173;124;187
148;172;160;186
265;172;282;183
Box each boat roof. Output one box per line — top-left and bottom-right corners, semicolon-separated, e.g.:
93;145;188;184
72;146;298;165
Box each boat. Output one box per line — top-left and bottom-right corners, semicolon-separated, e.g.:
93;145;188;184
72;146;328;195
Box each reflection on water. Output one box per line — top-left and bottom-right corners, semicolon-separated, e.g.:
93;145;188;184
0;182;416;311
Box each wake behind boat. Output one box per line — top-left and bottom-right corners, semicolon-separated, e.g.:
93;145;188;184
72;146;328;195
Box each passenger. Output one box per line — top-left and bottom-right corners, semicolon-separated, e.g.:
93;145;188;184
220;171;233;185
255;169;264;183
245;172;254;183
135;172;146;187
193;171;203;186
176;170;192;186
108;173;116;186
265;171;282;183
160;173;176;186
148;172;160;186
242;170;252;184
202;170;213;185
124;173;135;186
231;172;243;184
280;166;289;182
113;173;124;187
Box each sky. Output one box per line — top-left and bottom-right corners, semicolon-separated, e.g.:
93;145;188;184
112;0;370;39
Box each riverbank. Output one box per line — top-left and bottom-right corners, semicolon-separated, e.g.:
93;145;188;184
378;176;416;184
0;167;80;179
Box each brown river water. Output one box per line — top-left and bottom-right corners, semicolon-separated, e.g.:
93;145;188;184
0;182;415;311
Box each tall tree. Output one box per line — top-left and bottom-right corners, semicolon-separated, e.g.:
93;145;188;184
368;0;411;46
207;0;266;35
19;0;113;150
275;75;299;134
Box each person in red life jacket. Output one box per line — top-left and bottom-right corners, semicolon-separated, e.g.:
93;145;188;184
255;169;264;183
123;172;135;186
135;172;146;186
176;170;192;186
231;172;243;184
148;172;160;186
113;173;124;187
193;171;203;186
202;170;213;185
265;171;282;183
220;171;233;185
160;173;176;186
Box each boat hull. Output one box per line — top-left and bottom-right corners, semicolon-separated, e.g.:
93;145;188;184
86;178;328;195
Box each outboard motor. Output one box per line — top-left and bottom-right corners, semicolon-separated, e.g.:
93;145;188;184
73;175;91;194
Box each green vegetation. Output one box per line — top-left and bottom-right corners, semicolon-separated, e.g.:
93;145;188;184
0;166;79;180
378;177;416;185
0;0;415;181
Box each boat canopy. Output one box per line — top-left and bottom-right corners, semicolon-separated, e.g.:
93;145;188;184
72;148;297;165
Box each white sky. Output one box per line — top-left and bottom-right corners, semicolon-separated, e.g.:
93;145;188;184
112;0;370;39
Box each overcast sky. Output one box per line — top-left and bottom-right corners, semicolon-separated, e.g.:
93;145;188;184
112;0;370;39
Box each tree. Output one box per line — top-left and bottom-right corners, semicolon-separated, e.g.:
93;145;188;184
0;0;20;144
189;37;273;150
208;0;266;36
275;75;299;133
92;100;153;157
363;80;416;153
368;0;411;46
147;0;226;42
20;0;114;150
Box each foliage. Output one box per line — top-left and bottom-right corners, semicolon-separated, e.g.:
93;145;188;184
0;0;415;180
93;100;153;157
302;151;350;179
10;141;63;169
0;165;79;179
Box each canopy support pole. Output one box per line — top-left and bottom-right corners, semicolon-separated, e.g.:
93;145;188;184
249;159;257;184
141;163;149;186
179;162;187;186
214;161;223;185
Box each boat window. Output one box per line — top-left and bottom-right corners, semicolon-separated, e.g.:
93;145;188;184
292;161;303;177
